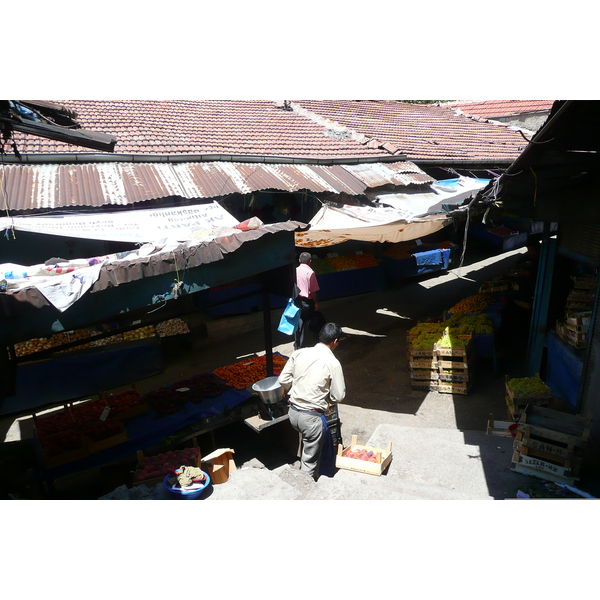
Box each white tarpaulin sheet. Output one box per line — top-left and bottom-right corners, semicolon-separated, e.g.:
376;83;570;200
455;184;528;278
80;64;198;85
0;202;240;243
371;177;490;217
294;204;451;247
295;177;489;248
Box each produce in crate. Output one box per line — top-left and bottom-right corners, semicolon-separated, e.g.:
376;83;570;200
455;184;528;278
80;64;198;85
448;294;491;315
70;398;109;425
39;430;84;457
156;318;190;337
507;376;550;396
133;447;200;483
343;447;378;462
143;387;188;417
214;354;288;390
108;388;145;415
34;409;76;436
445;314;493;334
81;419;123;442
171;373;228;402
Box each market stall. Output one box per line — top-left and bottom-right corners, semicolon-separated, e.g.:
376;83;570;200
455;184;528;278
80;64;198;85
31;352;290;484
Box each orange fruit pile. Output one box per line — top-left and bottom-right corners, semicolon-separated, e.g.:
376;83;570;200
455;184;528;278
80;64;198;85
214;354;288;390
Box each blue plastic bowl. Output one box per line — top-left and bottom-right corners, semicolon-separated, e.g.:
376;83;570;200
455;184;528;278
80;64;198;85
163;470;211;500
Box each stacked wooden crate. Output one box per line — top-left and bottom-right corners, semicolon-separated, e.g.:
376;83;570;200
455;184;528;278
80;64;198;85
556;275;597;350
408;334;475;395
435;338;475;395
511;405;592;485
505;375;552;421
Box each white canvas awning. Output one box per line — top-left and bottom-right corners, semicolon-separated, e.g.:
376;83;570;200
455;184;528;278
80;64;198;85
371;177;490;217
294;204;451;247
295;177;489;248
0;201;241;243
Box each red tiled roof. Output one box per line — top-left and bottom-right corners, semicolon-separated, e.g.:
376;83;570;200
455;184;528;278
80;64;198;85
7;100;391;159
443;100;555;119
291;100;531;162
5;100;536;163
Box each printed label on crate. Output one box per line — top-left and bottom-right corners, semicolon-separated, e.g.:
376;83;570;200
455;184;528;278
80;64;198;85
100;406;111;421
519;454;565;476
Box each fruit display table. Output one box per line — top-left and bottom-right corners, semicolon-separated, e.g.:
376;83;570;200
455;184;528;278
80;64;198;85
1;338;164;417
382;247;452;280
316;265;385;301
468;223;528;252
32;352;290;484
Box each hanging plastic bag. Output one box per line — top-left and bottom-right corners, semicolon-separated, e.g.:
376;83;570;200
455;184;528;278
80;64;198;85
277;298;301;335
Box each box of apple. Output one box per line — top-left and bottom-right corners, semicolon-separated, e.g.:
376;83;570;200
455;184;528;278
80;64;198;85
133;447;201;486
335;435;393;476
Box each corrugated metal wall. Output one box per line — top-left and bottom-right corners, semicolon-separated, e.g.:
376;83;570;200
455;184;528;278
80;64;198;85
559;223;600;264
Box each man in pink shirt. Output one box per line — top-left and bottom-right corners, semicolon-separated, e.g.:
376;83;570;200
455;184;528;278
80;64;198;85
294;252;321;349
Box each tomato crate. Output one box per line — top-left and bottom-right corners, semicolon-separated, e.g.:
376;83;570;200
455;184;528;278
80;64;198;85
410;381;440;392
106;385;149;420
33;406;77;438
37;430;88;468
82;420;128;454
335;435;392;476
132;443;201;487
69;396;110;427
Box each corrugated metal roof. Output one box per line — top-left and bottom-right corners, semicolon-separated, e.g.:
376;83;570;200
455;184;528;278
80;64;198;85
0;160;433;212
344;162;434;188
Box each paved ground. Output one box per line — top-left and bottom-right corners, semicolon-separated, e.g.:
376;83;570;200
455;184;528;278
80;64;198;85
4;243;600;500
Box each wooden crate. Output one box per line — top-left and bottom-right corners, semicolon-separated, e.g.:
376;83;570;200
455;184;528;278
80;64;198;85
408;345;437;357
486;414;516;437
33;405;77;438
571;276;597;290
435;337;473;357
336;435;392;476
410;382;440;392
437;381;471;395
132;440;201;487
83;420;128;454
106;385;149;421
409;369;439;381
510;406;592;484
517;406;591;447
505;375;552;403
511;452;579;485
37;431;88;468
408;357;438;369
438;370;470;383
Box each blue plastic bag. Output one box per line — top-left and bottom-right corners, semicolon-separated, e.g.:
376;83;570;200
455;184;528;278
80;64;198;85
277;298;300;335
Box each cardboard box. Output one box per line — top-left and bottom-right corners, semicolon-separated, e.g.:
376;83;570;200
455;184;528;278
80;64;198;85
336;435;392;476
201;448;236;484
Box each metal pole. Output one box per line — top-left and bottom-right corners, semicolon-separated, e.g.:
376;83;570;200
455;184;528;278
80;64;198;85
526;224;556;376
262;284;274;377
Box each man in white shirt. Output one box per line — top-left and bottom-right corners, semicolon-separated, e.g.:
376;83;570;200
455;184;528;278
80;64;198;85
294;252;321;350
278;322;346;480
